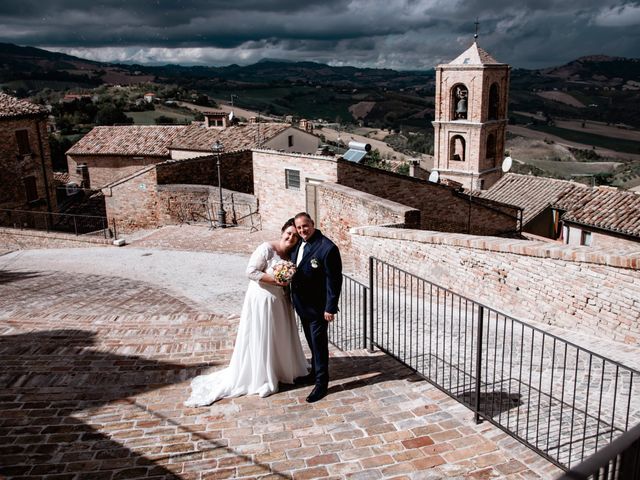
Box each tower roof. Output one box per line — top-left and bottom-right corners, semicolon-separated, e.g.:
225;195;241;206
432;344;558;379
449;42;502;66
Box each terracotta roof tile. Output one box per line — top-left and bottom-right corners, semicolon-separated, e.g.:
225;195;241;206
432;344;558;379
555;187;640;238
53;172;70;185
67;126;185;156
0;93;48;118
480;173;586;225
171;123;292;152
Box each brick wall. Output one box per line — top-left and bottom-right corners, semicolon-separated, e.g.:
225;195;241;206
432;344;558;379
314;183;419;260
337;160;519;235
67;154;164;189
103;166;160;232
156;184;258;228
253;150;338;230
433;63;509;190
156;151;253;194
103;164;257;233
0;227;112;249
351;226;640;345
0;116;56;211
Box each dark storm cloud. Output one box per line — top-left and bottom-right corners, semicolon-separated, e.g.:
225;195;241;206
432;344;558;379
0;0;638;69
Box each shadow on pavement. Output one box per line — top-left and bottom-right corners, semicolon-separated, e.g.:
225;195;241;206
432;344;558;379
0;270;43;285
0;329;211;479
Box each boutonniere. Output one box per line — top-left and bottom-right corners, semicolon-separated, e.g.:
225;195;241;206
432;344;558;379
310;258;319;269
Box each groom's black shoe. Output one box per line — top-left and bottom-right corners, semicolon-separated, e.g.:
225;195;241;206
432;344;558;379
305;385;328;403
294;373;315;386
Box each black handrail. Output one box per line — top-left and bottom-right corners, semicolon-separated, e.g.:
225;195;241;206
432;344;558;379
366;256;640;471
557;422;640;479
0;208;116;239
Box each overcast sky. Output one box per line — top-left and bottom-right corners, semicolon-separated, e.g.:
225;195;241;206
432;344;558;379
1;0;639;70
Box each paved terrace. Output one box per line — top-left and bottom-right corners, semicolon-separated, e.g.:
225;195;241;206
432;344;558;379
1;225;582;479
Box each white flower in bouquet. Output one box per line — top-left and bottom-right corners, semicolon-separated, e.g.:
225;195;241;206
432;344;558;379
273;260;297;284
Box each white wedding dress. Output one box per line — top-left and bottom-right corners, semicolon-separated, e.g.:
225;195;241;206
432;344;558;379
185;242;308;407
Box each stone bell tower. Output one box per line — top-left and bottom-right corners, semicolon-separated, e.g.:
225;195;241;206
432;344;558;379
432;42;510;190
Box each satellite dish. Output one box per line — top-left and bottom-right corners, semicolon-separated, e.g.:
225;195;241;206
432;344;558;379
428;170;440;183
228;111;234;121
502;156;513;173
65;182;80;196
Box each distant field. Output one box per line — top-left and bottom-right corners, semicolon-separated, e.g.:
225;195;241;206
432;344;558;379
524;158;621;176
207;86;353;122
536;91;585;108
528;124;640;154
125;105;195;125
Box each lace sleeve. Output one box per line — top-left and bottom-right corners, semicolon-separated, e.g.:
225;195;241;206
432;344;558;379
246;243;270;281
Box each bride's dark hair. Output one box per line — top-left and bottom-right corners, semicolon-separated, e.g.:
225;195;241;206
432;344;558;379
281;217;296;232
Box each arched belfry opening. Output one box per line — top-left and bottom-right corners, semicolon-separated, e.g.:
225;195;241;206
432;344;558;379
451;84;468;120
450;135;466;161
488;83;500;120
433;41;510;190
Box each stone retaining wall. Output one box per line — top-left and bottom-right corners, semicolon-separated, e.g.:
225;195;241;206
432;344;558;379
351;226;640;345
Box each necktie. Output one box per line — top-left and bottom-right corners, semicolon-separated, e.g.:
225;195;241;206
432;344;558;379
296;242;306;266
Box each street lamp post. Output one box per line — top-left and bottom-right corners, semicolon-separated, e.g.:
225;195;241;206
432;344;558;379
212;140;226;228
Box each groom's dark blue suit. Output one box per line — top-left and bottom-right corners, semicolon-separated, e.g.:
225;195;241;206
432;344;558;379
291;229;342;388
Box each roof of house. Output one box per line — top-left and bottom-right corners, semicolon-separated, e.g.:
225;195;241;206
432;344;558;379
555;187;640;238
170;122;292;153
0;93;48;119
66;126;185;157
448;42;502;66
480;173;587;225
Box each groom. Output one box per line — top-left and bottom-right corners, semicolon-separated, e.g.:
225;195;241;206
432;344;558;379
291;212;342;403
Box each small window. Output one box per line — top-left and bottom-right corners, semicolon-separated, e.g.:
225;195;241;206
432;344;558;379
16;129;31;155
285;169;300;190
581;231;592;246
288;135;294;147
23;176;38;202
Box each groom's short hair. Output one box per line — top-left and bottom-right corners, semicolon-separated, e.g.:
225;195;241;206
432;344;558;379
294;212;314;224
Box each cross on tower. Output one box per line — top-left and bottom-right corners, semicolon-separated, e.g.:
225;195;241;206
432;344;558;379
474;18;479;39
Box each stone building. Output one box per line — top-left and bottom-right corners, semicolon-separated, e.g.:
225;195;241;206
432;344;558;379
67;119;320;190
432;42;510;191
481;173;640;248
554;185;640;248
66;126;186;189
0;93;56;212
252;150;521;254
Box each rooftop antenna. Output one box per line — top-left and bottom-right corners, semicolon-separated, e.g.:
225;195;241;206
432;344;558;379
474;18;479;40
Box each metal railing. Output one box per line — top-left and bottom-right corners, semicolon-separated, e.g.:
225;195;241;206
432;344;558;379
0;208;116;239
329;274;368;351
557;422;640;479
365;256;640;471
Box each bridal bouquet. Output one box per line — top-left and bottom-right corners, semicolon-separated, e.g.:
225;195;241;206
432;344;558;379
273;260;297;284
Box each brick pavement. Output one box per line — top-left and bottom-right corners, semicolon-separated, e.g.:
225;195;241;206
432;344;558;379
0;226;564;479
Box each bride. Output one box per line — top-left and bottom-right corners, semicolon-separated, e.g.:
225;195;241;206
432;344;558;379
185;218;308;407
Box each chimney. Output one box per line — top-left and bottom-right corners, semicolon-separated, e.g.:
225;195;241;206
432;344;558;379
299;118;312;132
249;116;257;124
204;111;229;129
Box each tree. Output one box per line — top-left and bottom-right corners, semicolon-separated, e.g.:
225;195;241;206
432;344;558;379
155;115;176;125
95;104;132;126
49;135;76;172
